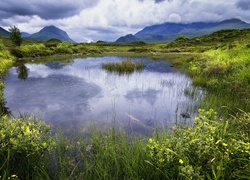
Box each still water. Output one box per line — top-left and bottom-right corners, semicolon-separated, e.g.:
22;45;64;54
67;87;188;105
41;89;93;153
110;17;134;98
4;56;202;133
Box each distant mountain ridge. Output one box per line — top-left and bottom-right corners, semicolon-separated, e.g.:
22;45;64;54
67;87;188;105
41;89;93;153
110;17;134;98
0;27;10;36
21;32;30;38
0;25;74;42
115;34;142;43
28;26;74;42
117;18;250;43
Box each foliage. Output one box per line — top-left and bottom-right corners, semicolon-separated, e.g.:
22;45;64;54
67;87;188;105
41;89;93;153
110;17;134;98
175;35;190;42
55;42;74;54
147;109;250;179
19;43;53;57
102;59;145;74
44;38;62;48
0;115;55;179
0;81;10;116
9;26;23;46
0;40;13;115
186;43;250;111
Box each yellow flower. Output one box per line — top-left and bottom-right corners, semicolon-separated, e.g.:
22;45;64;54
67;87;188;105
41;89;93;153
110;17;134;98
222;143;228;147
179;159;184;165
42;142;47;148
24;126;31;136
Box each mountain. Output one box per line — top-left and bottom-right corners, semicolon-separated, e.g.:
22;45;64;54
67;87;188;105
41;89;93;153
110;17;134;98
0;27;10;36
115;34;142;43
125;18;250;43
21;32;30;38
28;26;74;42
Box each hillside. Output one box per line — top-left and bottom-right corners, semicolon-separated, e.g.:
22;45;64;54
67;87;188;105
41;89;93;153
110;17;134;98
117;18;250;43
115;34;142;43
0;27;10;36
28;26;75;42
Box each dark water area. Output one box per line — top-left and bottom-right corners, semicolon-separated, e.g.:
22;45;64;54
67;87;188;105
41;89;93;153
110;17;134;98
4;56;203;134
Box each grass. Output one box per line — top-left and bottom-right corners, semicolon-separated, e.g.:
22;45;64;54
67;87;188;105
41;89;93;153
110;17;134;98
1;109;249;179
102;58;145;74
0;40;13;115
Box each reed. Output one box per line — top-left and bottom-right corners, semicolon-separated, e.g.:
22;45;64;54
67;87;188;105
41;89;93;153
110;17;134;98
102;59;145;74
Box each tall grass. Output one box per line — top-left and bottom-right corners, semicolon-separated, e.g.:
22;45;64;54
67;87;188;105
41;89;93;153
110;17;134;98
184;43;250;112
1;109;249;179
102;59;145;74
0;40;13;76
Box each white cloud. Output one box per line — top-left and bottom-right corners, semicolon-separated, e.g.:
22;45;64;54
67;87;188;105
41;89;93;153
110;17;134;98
1;0;250;42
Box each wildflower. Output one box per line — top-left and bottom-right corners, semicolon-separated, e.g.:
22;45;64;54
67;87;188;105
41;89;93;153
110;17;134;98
24;126;31;136
222;143;228;147
42;142;47;148
179;159;184;165
148;138;153;143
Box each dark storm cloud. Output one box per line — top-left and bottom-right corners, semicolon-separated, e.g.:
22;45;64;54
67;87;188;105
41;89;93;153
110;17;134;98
236;0;250;10
0;0;99;20
155;0;165;3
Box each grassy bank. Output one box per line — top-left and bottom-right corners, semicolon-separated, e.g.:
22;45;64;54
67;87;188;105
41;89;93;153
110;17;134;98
0;40;13;115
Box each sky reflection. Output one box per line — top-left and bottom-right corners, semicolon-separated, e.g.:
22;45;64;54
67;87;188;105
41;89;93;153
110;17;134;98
4;56;203;134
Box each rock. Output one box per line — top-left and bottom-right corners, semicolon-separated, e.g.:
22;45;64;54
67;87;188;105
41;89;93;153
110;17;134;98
181;112;191;118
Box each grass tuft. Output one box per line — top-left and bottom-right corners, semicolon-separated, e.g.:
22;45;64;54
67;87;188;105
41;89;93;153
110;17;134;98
102;59;145;75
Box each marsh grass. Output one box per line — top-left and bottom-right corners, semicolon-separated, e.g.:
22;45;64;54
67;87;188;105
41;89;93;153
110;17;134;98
49;128;155;179
186;43;250;112
102;59;145;74
1;109;250;179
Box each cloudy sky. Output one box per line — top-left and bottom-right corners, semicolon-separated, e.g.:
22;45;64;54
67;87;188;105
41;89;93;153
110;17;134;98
0;0;250;42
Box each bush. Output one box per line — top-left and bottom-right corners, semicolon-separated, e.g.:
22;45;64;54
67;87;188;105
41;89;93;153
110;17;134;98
147;109;250;179
174;35;190;42
0;115;55;179
20;43;51;57
55;42;74;54
44;38;62;48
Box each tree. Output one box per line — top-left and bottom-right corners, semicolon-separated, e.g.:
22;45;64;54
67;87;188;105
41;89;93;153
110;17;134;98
9;25;23;46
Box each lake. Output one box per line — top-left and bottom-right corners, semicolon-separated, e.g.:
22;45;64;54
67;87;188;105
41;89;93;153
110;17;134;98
4;56;203;134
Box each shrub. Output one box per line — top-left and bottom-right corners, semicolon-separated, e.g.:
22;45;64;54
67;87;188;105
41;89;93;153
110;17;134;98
20;43;50;57
174;35;190;42
44;38;62;48
55;42;74;54
0;115;55;179
147;109;250;179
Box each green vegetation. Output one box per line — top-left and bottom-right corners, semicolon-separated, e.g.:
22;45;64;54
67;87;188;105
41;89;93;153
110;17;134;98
148;109;250;179
9;26;23;46
0;28;250;179
102;59;145;74
0;115;55;179
0;109;249;179
0;40;13;115
185;43;250;112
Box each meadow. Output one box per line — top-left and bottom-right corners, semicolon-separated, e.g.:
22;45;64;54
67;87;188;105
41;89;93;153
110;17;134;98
0;29;250;179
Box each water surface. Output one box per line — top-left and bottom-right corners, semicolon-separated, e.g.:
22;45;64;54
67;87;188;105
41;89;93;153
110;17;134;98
4;56;202;133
